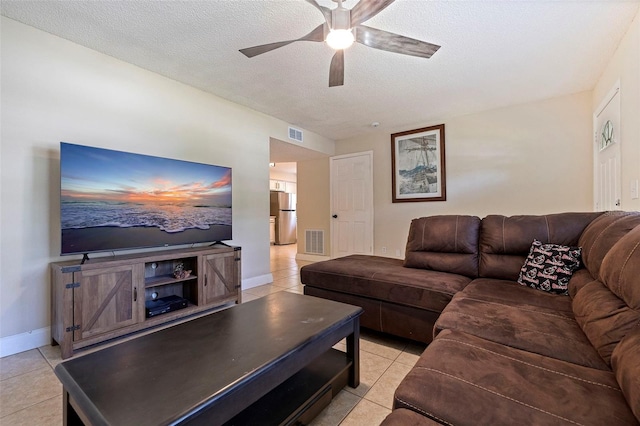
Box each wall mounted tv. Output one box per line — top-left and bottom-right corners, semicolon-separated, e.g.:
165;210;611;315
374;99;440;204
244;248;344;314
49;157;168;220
60;142;232;256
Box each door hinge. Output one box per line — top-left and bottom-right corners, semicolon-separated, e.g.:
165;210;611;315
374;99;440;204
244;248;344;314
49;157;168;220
65;325;81;332
65;282;80;289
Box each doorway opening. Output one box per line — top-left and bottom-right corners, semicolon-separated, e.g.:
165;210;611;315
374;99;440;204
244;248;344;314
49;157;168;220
269;137;329;261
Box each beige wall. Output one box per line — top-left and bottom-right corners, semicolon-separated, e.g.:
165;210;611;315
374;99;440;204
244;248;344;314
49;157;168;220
593;8;640;211
335;91;594;258
296;158;331;258
0;18;335;349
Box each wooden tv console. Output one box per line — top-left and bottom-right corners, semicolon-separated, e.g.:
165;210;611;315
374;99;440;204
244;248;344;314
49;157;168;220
50;245;241;359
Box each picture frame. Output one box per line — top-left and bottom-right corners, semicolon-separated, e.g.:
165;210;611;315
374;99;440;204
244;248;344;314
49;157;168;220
391;124;446;203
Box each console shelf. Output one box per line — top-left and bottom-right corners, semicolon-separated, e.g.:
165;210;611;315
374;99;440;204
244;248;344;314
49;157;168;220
51;245;241;359
144;274;198;288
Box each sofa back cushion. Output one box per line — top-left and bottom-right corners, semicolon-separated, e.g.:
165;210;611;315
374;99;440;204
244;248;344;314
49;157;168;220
567;268;596;299
404;215;481;277
573;224;640;367
479;212;602;280
572;280;639;367
600;223;640;308
611;326;640;422
578;212;640;279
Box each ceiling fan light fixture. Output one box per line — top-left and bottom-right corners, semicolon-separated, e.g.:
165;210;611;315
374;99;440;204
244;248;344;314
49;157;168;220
326;29;355;50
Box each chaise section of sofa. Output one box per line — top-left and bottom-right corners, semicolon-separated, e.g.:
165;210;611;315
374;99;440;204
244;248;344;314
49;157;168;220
302;255;471;343
301;215;480;343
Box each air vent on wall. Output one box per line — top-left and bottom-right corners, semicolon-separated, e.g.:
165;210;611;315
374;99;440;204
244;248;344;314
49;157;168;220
305;230;324;255
288;127;303;143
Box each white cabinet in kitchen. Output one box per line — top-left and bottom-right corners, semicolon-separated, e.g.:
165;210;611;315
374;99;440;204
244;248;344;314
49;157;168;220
269;180;296;194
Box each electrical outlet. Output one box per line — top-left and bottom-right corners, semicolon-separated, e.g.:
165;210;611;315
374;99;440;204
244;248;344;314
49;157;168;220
396;249;401;257
381;247;387;254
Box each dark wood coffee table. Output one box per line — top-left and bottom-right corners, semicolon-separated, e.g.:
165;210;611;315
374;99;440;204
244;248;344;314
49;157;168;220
54;291;362;425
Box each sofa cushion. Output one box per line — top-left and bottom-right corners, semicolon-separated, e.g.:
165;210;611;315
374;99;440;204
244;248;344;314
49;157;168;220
573;280;640;367
479;212;601;281
404;215;481;277
517;240;582;294
578;212;640;280
394;329;638;426
568;268;597;299
460;278;574;316
435;290;608;370
572;224;640;367
611;326;640;422
300;255;471;313
600;223;640;308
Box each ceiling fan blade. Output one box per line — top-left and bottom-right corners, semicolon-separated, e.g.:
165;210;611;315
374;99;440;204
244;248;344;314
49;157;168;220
240;24;326;58
329;50;344;87
303;0;332;26
350;0;396;26
355;25;440;58
240;41;295;58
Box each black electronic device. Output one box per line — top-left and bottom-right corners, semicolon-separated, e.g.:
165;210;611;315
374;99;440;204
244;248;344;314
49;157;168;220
145;295;188;318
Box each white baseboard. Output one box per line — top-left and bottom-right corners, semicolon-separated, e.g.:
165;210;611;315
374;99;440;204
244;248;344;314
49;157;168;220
0;327;51;358
242;273;273;290
296;253;330;262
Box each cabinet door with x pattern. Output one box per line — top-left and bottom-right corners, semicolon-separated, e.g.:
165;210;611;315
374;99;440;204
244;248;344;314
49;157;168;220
73;264;143;341
202;251;238;306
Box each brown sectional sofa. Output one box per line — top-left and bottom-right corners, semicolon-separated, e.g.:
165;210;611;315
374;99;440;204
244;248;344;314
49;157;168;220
301;211;640;425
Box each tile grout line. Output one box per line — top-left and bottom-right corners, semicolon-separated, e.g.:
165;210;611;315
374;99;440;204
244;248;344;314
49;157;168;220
336;397;362;425
361;361;413;409
0;393;60;420
38;347;61;370
0;363;54;384
360;397;394;414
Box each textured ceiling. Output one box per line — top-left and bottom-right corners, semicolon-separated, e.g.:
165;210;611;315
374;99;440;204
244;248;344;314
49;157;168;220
2;0;638;141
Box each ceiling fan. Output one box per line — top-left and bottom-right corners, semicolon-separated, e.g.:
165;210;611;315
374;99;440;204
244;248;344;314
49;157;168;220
239;0;440;87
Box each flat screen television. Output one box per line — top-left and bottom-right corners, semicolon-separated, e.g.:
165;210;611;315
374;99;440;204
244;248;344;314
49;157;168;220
60;142;232;256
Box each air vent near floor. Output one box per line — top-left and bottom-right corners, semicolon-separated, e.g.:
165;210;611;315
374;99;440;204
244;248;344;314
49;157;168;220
288;126;303;142
305;230;324;255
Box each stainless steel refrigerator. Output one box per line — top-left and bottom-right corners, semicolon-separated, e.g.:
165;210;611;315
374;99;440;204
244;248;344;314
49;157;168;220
270;191;297;245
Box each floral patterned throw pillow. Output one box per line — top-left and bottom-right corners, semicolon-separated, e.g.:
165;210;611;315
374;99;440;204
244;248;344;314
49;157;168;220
517;240;582;295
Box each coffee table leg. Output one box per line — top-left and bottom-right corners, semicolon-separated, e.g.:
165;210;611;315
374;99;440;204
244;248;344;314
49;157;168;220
346;317;360;388
63;390;84;426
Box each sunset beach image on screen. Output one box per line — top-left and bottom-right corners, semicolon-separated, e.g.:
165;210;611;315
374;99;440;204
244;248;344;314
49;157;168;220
60;143;232;254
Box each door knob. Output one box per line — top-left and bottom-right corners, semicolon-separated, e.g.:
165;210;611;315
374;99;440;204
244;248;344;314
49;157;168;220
332;214;338;219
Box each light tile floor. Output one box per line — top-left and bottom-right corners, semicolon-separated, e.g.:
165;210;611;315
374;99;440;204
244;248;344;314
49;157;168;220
0;244;426;425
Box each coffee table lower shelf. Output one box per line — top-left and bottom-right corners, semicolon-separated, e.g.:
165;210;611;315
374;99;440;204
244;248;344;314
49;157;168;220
216;348;350;426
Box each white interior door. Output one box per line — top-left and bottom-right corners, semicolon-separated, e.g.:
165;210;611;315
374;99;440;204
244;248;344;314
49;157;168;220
330;151;373;258
594;83;622;211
